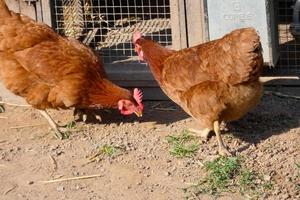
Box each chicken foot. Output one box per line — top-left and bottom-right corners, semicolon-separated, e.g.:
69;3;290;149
38;110;64;139
213;121;232;156
73;108;102;123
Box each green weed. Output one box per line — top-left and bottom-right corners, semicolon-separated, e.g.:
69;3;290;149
166;130;200;158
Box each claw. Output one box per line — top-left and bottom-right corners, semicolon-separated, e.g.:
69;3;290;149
73;108;102;123
95;114;102;122
218;146;232;156
73;108;85;121
82;114;88;122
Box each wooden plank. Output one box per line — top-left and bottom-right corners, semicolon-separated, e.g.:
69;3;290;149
185;0;208;46
261;76;300;86
170;0;187;50
5;0;20;13
35;0;43;22
19;0;36;20
41;0;52;26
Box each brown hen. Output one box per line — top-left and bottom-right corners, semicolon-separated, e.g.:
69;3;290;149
0;0;144;139
133;28;263;155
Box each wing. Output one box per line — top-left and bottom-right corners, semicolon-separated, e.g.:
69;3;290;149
161;46;212;94
13;37;105;85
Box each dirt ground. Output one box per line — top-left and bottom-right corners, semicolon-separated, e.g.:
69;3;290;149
0;87;299;200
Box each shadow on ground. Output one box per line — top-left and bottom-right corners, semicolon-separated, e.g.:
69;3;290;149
229;93;299;149
81;89;300;150
77;101;189;125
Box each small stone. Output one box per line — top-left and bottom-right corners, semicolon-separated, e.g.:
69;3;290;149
57;186;65;191
73;171;80;176
170;166;177;172
165;171;171;176
263;175;271;181
50;145;59;151
27;181;34;185
281;194;290;200
75;185;81;190
273;188;280;195
257;151;263;157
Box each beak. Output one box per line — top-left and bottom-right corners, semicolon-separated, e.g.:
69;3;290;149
134;110;143;117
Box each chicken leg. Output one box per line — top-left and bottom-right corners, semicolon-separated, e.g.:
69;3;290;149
213;121;232;156
38;110;63;139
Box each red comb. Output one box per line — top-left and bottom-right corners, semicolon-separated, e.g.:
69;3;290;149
133;31;143;43
133;88;143;104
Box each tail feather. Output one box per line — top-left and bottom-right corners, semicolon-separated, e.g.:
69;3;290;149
0;0;11;19
239;28;261;55
237;28;263;82
216;28;263;85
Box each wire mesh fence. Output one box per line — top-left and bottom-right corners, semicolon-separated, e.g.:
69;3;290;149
52;0;172;65
276;0;300;74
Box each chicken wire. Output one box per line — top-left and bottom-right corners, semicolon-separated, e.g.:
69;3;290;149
52;0;172;64
276;0;300;74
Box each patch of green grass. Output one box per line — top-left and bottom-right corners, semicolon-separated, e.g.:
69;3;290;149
65;120;76;130
166;130;200;158
198;156;241;194
59;121;77;139
185;156;273;198
239;170;258;193
239;170;273;198
100;144;117;157
89;144;119;162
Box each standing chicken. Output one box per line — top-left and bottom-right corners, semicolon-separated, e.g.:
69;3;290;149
0;0;144;139
133;28;263;155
